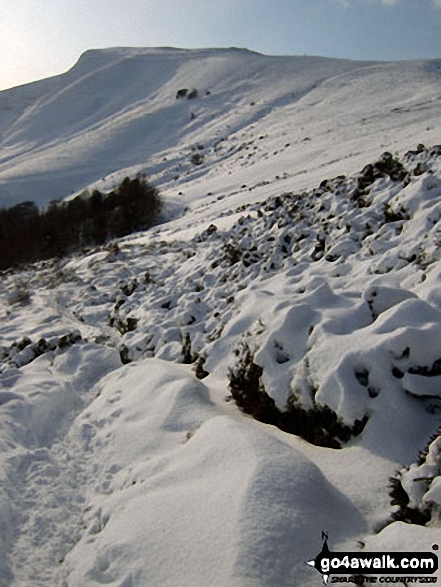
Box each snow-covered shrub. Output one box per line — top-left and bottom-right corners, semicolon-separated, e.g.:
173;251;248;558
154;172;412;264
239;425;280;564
383;202;409;223
190;152;204;165
1;330;83;370
119;343;131;364
223;242;242;265
108;312;138;335
181;332;194;364
194;355;209;379
228;342;367;448
45;267;80;288
351;152;410;207
389;427;441;526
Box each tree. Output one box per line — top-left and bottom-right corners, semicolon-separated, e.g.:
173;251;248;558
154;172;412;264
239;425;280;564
0;176;162;269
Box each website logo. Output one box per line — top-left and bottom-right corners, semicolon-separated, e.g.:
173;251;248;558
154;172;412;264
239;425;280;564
307;533;438;585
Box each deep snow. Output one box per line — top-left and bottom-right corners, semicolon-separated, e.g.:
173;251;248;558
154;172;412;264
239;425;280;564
0;48;441;586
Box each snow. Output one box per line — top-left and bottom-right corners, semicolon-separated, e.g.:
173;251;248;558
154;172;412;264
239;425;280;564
1;47;441;586
0;48;440;210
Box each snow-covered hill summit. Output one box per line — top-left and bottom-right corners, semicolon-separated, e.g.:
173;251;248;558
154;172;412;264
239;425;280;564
0;47;440;211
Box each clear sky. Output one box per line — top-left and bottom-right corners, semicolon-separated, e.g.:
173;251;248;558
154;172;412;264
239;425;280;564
1;0;441;91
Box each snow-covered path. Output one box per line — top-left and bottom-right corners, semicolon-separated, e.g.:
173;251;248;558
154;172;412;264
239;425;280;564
7;437;89;585
0;344;121;586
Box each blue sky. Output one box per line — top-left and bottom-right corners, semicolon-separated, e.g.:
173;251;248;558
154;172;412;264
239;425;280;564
1;0;440;90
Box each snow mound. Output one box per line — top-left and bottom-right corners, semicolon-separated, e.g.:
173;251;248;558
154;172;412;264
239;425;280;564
62;360;365;587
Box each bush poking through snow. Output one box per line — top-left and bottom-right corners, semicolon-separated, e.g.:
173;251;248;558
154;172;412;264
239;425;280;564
228;343;368;448
190;153;204;166
119;344;131;365
194;356;209;379
181;333;194;364
383;203;410;224
351;152;410;207
223;242;242;265
388;476;432;526
108;312;138;335
388;426;441;527
229;343;279;424
1;330;83;369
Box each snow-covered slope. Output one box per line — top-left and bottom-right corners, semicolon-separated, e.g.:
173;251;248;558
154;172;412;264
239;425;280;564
0;48;441;587
0;47;440;210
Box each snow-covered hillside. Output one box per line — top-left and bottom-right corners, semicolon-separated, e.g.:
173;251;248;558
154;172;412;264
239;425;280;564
0;48;441;587
0;47;440;210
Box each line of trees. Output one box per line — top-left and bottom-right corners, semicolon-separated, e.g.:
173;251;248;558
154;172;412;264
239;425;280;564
0;175;162;269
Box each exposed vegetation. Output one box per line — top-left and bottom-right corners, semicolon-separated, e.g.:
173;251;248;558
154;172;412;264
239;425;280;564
388;425;441;527
388;475;432;526
228;343;368;448
0;176;162;269
175;87;198;99
1;330;83;370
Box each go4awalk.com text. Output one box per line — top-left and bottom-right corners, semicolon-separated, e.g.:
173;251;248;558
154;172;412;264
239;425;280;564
307;534;438;585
